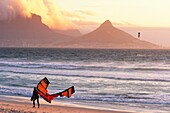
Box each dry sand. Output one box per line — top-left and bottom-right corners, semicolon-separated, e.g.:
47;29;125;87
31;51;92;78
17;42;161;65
0;95;133;113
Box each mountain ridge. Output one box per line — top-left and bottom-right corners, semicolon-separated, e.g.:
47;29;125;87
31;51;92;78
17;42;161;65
64;20;160;49
0;15;161;49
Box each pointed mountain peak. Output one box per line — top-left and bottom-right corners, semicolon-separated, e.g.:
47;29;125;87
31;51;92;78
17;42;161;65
103;20;112;25
99;20;114;29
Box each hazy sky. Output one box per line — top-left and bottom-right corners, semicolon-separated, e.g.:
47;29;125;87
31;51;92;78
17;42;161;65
1;0;170;46
56;0;170;27
56;0;170;46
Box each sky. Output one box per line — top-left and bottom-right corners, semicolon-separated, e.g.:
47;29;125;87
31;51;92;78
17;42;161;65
56;0;170;27
0;0;170;46
56;0;170;46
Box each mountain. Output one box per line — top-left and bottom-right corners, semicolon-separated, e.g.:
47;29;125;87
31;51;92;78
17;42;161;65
56;29;82;37
0;16;160;49
0;14;71;47
65;20;160;49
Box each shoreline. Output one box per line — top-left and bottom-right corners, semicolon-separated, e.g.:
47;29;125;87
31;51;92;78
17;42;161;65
0;95;133;113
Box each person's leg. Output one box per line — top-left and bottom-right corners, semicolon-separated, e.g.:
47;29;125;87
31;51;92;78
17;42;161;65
37;97;40;108
33;98;35;107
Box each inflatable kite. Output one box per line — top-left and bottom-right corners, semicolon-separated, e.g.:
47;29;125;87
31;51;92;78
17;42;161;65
36;77;75;103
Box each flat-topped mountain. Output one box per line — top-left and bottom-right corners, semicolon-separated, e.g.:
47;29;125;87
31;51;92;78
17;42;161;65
0;14;71;47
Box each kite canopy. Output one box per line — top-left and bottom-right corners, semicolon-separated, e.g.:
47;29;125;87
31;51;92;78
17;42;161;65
36;77;75;103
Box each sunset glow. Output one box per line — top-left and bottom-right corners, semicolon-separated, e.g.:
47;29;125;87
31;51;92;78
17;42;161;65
2;0;170;29
1;0;170;46
57;0;170;28
21;0;73;29
56;0;170;46
0;0;73;29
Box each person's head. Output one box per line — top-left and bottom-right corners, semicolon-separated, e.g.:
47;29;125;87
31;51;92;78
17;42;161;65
34;87;36;90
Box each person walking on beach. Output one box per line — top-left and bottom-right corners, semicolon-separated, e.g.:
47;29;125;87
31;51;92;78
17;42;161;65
31;87;40;108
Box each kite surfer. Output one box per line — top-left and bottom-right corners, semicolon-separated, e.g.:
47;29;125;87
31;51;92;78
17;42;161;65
31;77;75;104
138;32;141;38
31;87;40;108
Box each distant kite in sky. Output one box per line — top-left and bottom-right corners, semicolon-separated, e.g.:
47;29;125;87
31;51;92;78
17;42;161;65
36;77;75;103
138;32;141;38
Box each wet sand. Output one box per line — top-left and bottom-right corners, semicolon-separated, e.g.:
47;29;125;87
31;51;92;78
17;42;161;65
0;95;133;113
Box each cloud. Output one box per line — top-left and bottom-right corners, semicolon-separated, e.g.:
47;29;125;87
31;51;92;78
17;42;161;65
0;0;97;30
72;20;99;26
75;10;94;16
0;0;74;30
61;10;94;20
0;0;23;21
112;21;137;27
61;10;85;19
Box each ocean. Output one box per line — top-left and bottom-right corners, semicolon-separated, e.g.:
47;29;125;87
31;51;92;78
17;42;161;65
0;48;170;112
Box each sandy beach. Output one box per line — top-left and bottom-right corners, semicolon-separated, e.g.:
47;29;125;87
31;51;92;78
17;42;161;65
0;95;132;113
